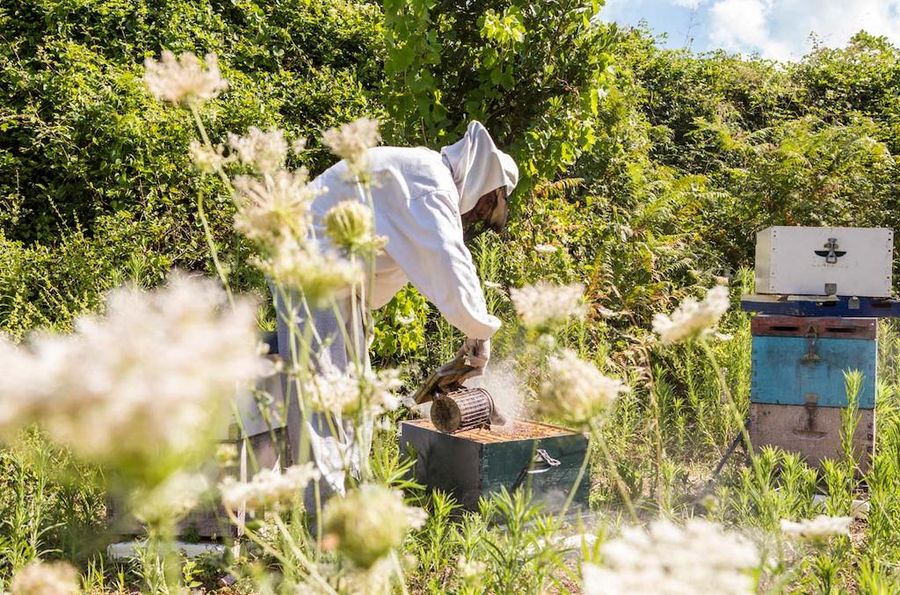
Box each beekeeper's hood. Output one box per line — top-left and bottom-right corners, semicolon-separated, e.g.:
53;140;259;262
440;121;519;215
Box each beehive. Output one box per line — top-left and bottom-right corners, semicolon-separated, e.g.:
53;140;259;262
749;315;876;472
399;420;589;513
108;369;288;539
750;316;877;408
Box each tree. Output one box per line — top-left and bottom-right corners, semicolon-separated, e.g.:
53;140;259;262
382;0;613;189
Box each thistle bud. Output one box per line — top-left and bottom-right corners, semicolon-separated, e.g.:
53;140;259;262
324;201;386;254
322;484;427;568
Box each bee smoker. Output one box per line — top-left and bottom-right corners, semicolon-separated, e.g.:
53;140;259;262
411;353;506;433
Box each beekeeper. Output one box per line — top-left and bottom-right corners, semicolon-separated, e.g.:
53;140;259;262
272;121;518;500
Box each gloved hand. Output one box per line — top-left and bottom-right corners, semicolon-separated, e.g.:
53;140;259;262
461;337;491;371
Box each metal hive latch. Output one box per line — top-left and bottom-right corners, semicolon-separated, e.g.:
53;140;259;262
527;449;561;474
800;326;820;363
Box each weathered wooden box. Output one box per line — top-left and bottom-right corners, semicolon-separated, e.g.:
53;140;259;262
751;316;877;409
108;369;288;539
399;420;589;513
750;403;875;473
755;226;893;297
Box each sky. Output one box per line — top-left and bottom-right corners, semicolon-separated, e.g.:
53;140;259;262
601;0;900;61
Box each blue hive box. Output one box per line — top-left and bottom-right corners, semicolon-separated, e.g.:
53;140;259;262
751;316;876;409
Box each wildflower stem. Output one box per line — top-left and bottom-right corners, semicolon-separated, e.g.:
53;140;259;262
558;422;596;521
145;518;181;593
391;550;410;595
355;181;378;343
296;315;315;466
228;398;261;474
189;104;232;192
196;188;235;307
188;104;234;305
642;345;665;506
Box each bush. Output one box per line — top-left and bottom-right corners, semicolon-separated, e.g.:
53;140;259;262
0;0;384;334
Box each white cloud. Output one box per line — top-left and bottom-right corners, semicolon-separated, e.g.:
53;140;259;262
707;0;900;60
670;0;705;9
599;0;643;23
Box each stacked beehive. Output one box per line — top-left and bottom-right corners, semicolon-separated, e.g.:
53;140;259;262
746;226;894;473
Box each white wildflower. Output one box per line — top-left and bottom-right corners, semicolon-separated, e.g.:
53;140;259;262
233;169;321;245
307;365;403;417
323;200;386;254
257;236;362;306
220;463;319;514
0;274;263;475
537;333;557;350
189;140;228;174
216;443;239;467
10;560;80;595
322;484;427;568
538;349;627;423
510;282;586;329
322;118;381;180
780;515;852;542
132;472;210;524
583;519;760;595
143;51;227;106
227;127;289;174
652;285;730;344
534;243;558;254
457;555;487;579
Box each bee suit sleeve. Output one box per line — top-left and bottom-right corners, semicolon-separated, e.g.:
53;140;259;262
378;187;501;341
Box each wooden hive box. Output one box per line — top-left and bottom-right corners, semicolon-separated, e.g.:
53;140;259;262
749;316;877;472
754;226;893;297
108;369;288;539
749;403;875;473
750;316;877;409
399;420;589;514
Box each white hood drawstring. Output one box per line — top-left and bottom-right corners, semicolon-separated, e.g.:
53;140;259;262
440;121;519;214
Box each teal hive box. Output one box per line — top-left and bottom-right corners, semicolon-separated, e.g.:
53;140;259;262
400;419;590;513
751;316;876;409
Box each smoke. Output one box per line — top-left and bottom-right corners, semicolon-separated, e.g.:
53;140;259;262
468;359;528;433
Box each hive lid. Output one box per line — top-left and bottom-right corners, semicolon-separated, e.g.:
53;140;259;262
403;419;579;444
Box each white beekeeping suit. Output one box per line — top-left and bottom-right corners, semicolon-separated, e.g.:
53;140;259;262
274;121;519;501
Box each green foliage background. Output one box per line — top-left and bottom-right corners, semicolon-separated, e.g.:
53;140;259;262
5;1;900;350
5;0;900;350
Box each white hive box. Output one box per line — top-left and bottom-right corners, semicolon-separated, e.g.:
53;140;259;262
755;226;894;297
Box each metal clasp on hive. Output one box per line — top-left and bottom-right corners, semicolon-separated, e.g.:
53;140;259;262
801;326;820;363
527;449;561;474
